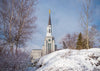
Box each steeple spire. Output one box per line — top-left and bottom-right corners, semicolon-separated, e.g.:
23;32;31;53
49;9;51;14
48;9;51;25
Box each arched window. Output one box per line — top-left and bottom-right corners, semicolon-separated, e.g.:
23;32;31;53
49;29;50;33
48;43;51;53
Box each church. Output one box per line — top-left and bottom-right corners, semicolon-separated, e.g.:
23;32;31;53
31;10;57;62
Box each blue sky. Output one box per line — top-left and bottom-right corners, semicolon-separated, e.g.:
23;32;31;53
26;0;100;51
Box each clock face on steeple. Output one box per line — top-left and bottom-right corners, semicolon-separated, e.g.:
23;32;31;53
48;39;51;41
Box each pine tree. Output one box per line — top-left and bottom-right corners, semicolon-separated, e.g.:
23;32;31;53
76;32;83;50
82;39;87;49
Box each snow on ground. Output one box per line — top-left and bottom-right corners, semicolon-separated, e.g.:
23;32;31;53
36;48;100;71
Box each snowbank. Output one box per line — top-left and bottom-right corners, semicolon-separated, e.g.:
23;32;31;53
36;48;100;71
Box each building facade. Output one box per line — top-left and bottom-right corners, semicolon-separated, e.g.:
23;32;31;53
31;10;56;62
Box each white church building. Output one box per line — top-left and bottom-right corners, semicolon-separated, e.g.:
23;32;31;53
31;10;57;62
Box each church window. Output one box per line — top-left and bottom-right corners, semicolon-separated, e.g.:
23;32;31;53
49;29;50;33
48;43;51;53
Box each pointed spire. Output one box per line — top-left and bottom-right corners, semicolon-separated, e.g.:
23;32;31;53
49;9;51;14
48;9;51;25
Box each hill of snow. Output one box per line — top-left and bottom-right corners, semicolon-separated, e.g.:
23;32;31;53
36;48;100;71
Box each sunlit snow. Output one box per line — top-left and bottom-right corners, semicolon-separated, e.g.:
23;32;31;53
36;48;100;71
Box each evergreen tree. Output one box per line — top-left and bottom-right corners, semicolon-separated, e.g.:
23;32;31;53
82;39;87;49
76;32;83;49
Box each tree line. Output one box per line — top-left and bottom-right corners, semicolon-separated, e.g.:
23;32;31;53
61;29;100;50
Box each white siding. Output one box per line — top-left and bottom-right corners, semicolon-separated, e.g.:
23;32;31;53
31;49;41;63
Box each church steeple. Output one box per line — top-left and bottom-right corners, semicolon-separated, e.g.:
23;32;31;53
46;9;52;36
42;10;56;56
48;9;51;25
